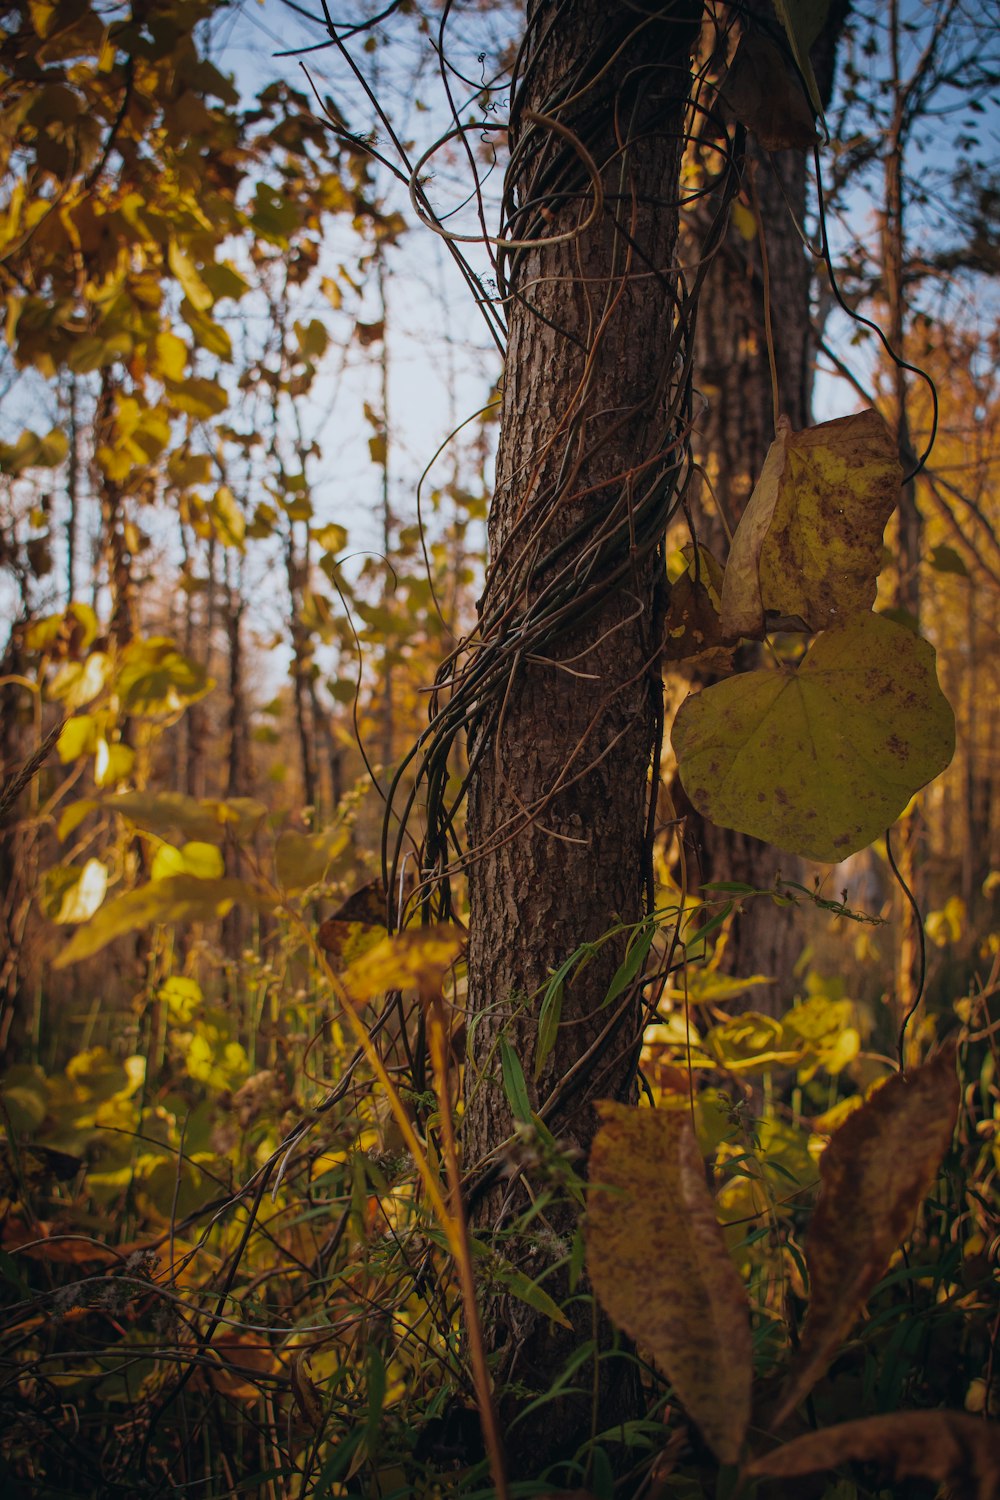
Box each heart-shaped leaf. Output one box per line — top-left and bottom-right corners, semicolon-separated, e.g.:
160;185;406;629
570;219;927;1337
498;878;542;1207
672;612;954;862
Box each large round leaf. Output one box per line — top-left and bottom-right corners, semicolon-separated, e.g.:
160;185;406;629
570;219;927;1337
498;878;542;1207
671;612;955;862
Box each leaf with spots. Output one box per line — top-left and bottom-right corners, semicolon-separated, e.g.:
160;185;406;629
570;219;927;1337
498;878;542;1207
671;611;954;862
773;1047;960;1426
586;1103;752;1464
720;409;901;639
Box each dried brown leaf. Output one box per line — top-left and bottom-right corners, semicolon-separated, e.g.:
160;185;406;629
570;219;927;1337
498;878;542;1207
722;34;820;151
747;1410;1000;1500
586;1103;752;1464
774;1047;960;1424
719;416;789;640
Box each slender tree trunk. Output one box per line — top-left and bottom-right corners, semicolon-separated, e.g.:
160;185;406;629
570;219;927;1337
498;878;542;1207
676;2;849;1003
463;0;697;1473
226;576;249;798
884;0;923;1045
680;137;812;999
287;523;318;813
96;371;136;651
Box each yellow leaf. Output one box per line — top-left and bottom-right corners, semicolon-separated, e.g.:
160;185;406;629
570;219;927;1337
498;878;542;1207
705;1011;802;1074
49;652;111;709
774;1047;960;1425
57;714;97;763
115;637;211;715
210;485;245;549
586;1103;752;1464
339;925;465;1003
150;841;225;882
274;826;348;894
167;239;214;312
42;859;108;924
672;613;954;863
721;409;901;639
152;331;187;382
159;975;202;1022
93;738;134;788
53;876;262;967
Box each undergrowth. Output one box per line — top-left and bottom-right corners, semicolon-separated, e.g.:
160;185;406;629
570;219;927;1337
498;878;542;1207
0;873;996;1498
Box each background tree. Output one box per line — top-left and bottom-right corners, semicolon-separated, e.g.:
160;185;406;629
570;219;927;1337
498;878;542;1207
670;0;849;999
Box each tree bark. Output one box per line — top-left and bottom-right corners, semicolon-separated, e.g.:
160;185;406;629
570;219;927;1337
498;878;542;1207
463;0;697;1474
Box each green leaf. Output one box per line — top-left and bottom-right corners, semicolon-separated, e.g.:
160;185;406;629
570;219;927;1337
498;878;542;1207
928;543;968;577
168;451;213;488
0;426;68;475
603;921;656;1007
534;979;563;1080
107;791;267;843
53;876;264;967
500;1038;532;1124
200;261;250;303
493;1261;573;1330
295;317;329;360
165;375;228;420
773;1047;960;1425
672;612;955;862
772;0;831;122
363;1345;386;1458
586;1104;752;1464
181;299;233;360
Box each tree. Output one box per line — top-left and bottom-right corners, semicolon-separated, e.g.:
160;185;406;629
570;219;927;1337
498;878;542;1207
453;0;701;1469
672;0;849;998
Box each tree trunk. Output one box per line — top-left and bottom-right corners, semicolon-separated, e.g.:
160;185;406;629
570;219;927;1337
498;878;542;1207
680;137;811;999
463;0;697;1474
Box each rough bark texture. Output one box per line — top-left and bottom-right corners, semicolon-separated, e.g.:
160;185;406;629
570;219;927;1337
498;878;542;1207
463;0;696;1475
